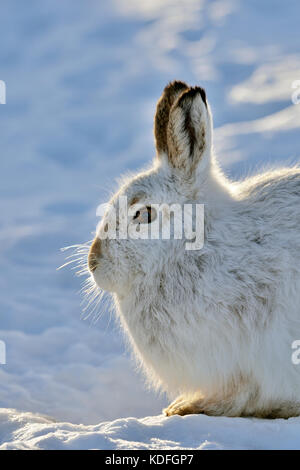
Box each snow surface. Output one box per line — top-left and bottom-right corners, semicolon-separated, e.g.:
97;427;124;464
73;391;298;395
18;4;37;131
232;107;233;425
0;0;300;450
2;408;300;450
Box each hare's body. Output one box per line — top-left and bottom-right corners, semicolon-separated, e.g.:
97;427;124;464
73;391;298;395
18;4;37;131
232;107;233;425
88;81;300;418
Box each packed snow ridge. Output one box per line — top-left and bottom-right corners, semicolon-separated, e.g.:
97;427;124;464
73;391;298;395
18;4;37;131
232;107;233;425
1;408;300;450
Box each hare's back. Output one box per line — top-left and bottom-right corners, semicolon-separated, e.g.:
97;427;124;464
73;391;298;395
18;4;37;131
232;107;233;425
233;168;300;253
239;168;300;221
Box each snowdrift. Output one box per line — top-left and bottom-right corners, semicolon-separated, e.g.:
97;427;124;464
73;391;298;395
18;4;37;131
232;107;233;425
1;408;300;450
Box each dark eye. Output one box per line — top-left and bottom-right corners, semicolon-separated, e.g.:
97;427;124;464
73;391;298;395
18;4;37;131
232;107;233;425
133;210;140;220
133;206;157;224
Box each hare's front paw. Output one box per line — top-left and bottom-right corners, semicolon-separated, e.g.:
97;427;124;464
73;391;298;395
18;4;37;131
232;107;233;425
163;395;203;417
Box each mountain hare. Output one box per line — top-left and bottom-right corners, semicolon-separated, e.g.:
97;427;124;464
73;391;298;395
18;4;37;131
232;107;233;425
88;81;300;418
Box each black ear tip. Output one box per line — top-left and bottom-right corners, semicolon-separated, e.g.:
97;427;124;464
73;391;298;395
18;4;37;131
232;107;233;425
189;86;207;107
176;86;208;110
196;86;207;107
175;85;208;109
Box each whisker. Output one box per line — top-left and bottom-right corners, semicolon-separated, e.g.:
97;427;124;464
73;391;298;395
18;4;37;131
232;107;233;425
59;240;113;323
57;259;80;270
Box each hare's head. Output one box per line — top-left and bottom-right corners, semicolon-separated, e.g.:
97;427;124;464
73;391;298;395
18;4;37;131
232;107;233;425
88;81;214;295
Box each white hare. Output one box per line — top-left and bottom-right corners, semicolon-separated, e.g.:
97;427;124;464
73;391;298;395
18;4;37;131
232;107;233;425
88;81;300;418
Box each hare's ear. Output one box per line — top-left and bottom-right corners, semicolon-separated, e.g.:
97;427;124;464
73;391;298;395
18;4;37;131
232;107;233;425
154;80;189;156
166;86;213;177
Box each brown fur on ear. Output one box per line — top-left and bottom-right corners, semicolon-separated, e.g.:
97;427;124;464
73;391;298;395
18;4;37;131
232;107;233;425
154;80;189;155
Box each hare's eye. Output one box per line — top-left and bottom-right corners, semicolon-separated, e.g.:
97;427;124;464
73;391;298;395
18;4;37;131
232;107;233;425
133;206;157;224
133;210;141;220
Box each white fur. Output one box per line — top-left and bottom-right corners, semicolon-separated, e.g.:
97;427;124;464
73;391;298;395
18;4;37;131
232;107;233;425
89;84;300;417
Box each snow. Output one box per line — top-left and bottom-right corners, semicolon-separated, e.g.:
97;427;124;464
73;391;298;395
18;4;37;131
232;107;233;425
0;0;300;450
1;408;300;450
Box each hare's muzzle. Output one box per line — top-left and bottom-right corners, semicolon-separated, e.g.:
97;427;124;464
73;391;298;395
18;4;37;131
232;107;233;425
88;238;101;273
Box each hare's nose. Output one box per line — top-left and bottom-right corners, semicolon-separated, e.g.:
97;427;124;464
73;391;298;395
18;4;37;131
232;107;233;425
88;238;101;273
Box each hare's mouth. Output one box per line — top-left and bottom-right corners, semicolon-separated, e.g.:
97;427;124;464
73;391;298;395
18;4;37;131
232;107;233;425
88;238;101;273
58;240;113;322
